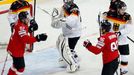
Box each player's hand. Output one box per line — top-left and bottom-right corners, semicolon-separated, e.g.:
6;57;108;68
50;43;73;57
52;8;59;18
29;19;38;33
115;31;121;37
10;23;15;33
36;33;47;42
83;40;92;48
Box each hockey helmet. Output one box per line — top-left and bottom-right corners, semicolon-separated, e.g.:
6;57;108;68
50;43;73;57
100;20;111;34
117;1;127;10
63;0;74;5
109;0;121;11
18;11;28;21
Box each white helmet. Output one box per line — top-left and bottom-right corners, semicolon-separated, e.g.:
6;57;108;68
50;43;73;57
63;0;74;4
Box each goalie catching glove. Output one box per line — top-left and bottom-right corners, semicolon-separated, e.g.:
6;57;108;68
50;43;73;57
52;8;59;17
36;33;47;42
29;19;38;33
51;8;66;29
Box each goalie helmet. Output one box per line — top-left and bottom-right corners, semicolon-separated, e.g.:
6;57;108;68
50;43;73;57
63;0;74;5
100;20;111;34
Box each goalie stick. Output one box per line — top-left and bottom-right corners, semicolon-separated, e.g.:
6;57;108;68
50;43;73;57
37;6;59;17
37;6;51;16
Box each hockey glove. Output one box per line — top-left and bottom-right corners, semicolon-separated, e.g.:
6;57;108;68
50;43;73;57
115;31;121;37
29;19;38;33
10;23;15;33
52;8;59;18
36;33;47;42
83;40;92;48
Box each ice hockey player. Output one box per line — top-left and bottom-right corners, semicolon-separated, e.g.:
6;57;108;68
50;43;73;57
102;1;133;75
51;0;82;72
8;0;38;52
8;0;34;32
7;11;47;75
83;20;119;75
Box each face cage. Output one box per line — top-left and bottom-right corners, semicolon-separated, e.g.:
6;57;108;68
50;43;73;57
63;0;73;4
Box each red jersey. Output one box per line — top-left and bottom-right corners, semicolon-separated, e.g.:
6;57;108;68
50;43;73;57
86;32;119;64
7;20;36;57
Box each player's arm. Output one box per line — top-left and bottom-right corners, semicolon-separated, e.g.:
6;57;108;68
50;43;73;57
8;2;18;26
83;37;104;55
119;14;133;35
17;26;36;44
18;26;47;44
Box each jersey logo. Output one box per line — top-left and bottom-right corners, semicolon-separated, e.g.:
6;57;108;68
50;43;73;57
96;37;105;49
18;26;26;37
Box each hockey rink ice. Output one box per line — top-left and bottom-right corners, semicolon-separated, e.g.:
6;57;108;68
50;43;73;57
0;0;134;75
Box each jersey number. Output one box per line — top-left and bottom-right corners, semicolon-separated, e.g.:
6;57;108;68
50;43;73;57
111;41;118;52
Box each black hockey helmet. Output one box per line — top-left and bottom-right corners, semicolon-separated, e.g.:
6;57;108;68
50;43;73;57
116;1;127;10
100;20;111;34
18;11;28;21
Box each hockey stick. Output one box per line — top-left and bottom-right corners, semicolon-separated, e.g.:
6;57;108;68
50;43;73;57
37;6;51;16
0;9;9;14
38;6;59;18
33;0;36;19
98;11;101;36
30;0;36;51
1;53;8;75
127;36;134;43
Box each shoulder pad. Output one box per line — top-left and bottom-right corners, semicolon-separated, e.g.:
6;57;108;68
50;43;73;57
25;1;30;6
10;1;18;10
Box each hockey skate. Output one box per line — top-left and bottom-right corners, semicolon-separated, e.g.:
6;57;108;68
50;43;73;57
58;58;67;68
66;63;80;73
120;68;128;75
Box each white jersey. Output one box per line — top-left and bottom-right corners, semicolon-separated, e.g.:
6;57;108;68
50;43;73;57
105;15;133;45
62;14;82;38
8;1;33;25
51;8;82;38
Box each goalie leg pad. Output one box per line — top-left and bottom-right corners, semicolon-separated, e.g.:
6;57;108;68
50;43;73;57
56;34;79;72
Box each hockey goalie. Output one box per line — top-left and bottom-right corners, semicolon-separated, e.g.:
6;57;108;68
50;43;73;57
51;0;82;73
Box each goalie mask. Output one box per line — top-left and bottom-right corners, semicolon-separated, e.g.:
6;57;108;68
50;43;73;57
100;20;111;34
63;0;74;5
